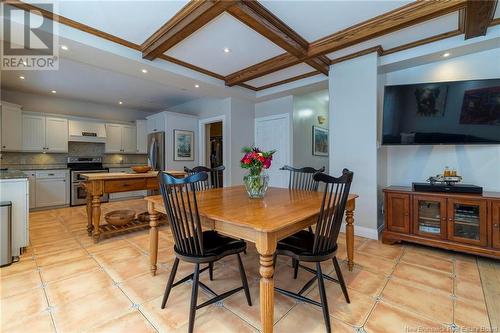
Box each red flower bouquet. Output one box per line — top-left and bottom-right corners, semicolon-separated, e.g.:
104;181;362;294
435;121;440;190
240;146;276;176
240;146;276;198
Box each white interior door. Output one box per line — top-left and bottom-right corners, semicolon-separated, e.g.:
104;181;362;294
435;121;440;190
255;114;290;188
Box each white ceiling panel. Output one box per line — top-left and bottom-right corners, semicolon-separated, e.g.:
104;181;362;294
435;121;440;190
1;58;199;111
165;13;285;76
327;12;460;60
23;0;189;45
261;0;412;42
245;63;317;87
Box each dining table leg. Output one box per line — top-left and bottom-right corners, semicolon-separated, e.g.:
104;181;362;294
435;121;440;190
148;202;159;276
91;195;103;243
345;199;356;271
86;193;93;236
256;232;277;333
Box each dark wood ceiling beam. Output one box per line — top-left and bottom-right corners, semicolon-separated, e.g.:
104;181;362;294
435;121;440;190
225;53;301;86
463;0;498;39
308;0;468;58
142;0;237;60
226;0;328;78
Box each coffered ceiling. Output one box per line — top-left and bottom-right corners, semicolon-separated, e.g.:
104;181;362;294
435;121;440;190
6;0;500;93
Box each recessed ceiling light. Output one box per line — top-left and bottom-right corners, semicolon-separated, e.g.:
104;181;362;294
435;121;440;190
61;45;68;51
118;101;123;105
19;75;25;80
443;52;450;57
194;84;200;88
51;90;56;94
141;69;148;74
223;47;231;53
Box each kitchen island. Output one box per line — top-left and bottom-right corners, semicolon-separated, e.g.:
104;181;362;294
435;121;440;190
81;170;184;242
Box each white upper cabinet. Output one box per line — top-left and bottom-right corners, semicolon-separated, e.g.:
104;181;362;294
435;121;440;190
146;113;165;133
105;123;137;153
22;114;68;152
105;124;122;153
1;104;23;151
22;114;46;151
45;117;68;152
121;125;137;153
136;120;147;154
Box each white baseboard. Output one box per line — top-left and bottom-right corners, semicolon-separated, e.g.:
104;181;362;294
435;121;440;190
340;224;379;240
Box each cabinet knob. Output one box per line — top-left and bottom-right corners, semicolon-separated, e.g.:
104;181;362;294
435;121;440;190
2;145;5;148
495;224;499;228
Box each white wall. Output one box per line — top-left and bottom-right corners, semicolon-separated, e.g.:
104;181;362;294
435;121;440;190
381;48;500;192
230;98;255;185
1;89;152;121
330;52;379;238
163;112;199;171
293;90;329;171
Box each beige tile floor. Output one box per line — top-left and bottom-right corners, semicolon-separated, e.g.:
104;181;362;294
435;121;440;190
0;199;497;333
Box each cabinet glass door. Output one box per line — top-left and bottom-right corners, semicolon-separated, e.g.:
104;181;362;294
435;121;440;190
413;196;446;239
453;203;480;240
448;199;487;246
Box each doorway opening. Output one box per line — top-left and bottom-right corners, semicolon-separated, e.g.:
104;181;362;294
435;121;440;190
204;121;223;187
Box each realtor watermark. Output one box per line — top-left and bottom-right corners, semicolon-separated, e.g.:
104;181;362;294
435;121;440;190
1;1;59;70
405;326;499;332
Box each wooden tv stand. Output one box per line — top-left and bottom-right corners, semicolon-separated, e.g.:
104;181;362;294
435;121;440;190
382;186;500;259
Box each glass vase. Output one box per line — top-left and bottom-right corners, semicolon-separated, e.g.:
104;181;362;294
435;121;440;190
243;172;269;199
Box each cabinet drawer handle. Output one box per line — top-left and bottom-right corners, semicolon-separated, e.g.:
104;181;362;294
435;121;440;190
48;173;55;176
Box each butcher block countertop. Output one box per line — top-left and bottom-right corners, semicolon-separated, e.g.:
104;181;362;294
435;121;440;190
81;170;185;180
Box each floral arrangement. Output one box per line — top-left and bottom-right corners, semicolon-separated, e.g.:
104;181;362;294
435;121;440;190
240;146;276;176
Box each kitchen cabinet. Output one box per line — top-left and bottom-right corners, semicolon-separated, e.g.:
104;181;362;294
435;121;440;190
22;114;68;152
105;124;137;153
136;120;147;154
26;171;36;209
0;178;29;256
1;103;23;151
22;114;45;151
146;113;165;133
45;117;68;152
35;170;68;208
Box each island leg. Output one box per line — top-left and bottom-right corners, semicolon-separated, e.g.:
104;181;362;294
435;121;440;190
256;232;277;333
148;201;159;276
86;193;93;236
91;195;102;243
345;199;356;271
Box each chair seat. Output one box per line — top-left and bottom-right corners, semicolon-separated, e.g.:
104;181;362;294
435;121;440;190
175;230;246;263
277;230;337;262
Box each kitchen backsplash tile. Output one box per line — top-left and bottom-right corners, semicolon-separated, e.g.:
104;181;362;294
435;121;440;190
1;142;147;169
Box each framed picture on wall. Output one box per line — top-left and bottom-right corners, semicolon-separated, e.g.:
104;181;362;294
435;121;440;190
174;129;194;161
312;126;328;156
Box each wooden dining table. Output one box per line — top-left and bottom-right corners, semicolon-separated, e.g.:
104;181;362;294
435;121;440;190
145;186;358;333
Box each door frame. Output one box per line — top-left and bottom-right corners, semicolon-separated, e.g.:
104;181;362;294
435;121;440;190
254;113;292;187
198;115;228;187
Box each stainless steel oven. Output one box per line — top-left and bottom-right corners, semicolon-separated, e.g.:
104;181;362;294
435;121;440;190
68;157;109;206
70;170;109;206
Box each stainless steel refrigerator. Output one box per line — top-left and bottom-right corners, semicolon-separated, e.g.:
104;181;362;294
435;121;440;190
147;132;165;171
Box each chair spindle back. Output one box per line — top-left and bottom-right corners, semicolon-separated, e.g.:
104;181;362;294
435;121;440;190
184;165;225;191
158;172;208;256
280;165;326;191
312;169;354;255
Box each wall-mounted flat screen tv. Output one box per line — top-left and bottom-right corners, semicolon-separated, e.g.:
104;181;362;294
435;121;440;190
382;78;500;145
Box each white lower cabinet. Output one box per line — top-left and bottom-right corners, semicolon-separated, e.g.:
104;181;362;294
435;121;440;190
26;171;36;209
0;178;29;256
34;170;69;208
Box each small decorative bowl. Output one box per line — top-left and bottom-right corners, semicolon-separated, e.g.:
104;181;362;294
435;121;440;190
131;165;152;173
104;210;135;226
